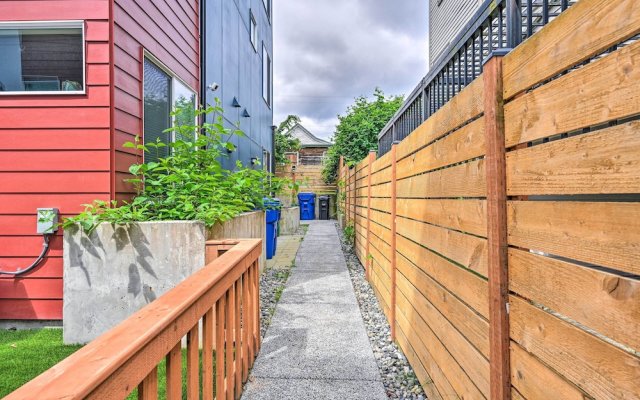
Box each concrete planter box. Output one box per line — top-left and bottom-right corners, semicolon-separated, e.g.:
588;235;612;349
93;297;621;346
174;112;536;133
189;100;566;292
63;211;266;344
208;211;266;270
280;207;300;235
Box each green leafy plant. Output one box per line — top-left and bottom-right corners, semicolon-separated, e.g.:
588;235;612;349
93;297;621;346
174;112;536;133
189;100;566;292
322;88;403;183
274;115;302;164
343;223;355;246
63;103;278;232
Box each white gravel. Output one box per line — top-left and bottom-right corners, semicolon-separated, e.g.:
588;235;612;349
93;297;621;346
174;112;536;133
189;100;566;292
337;223;426;400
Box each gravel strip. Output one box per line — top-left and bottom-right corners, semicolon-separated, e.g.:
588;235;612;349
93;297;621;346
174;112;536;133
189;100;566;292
258;225;306;337
337;223;426;400
259;265;293;338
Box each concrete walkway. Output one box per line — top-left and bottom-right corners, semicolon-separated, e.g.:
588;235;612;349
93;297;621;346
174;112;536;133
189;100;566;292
242;221;387;400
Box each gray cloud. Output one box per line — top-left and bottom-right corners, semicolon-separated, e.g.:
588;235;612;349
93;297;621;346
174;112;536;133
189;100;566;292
274;0;429;140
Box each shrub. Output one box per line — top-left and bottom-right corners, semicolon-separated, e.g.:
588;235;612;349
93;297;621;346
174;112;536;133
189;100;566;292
63;104;290;232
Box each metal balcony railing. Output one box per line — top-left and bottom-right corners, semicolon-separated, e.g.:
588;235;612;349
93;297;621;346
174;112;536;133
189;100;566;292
377;0;578;156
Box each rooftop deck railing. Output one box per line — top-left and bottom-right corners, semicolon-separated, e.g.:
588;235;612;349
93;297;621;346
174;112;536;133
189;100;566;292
378;0;578;156
5;238;262;400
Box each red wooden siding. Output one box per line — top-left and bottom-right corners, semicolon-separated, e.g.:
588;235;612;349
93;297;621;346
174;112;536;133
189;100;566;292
0;1;112;320
113;0;200;200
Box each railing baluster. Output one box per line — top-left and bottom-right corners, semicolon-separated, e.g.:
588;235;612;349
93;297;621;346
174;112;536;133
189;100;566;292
234;280;242;398
187;325;199;400
138;366;158;400
226;285;236;400
203;308;215;400
246;268;255;367
166;343;182;400
253;261;261;352
2;239;262;400
216;296;227;400
242;272;250;382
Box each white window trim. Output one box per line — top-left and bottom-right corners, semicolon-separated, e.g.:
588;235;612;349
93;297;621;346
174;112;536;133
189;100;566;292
262;44;272;108
0;20;86;96
142;50;199;162
262;0;272;23
250;10;258;51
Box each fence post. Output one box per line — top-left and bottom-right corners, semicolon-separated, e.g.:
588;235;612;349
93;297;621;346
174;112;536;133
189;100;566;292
483;50;511;400
366;150;376;282
339;156;345;226
390;141;399;341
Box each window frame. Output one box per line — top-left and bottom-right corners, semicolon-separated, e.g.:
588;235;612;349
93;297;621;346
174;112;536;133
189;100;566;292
250;10;258;51
262;0;272;22
262;44;272;108
0;20;86;96
142;50;198;162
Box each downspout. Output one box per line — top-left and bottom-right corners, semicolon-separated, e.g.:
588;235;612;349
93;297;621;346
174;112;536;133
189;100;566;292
200;0;207;111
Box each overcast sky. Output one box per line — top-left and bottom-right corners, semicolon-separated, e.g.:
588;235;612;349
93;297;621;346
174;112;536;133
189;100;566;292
273;0;429;141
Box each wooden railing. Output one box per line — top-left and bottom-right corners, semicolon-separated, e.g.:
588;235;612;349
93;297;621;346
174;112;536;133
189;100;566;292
5;239;262;400
340;0;640;399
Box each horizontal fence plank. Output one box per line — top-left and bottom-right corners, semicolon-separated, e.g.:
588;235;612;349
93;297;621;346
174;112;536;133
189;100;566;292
397;216;488;278
396;199;487;237
507;201;640;275
370;166;392;185
509;248;640;352
506;121;640;195
369;209;391;229
396;238;489;319
397;255;489;359
396;77;484;161
503;0;640;99
396;287;487;399
396;117;485;180
371;152;392;172
510;295;640;400
505;39;640;146
370;197;392;213
370;182;392;198
395;326;445;400
396;159;486;199
510;341;588;400
397;268;490;382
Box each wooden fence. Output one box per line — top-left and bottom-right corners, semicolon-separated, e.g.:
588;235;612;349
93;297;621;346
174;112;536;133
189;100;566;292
338;0;640;399
5;239;262;400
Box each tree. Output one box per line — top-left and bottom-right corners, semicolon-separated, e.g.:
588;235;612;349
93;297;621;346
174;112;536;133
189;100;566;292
322;88;403;183
274;115;302;164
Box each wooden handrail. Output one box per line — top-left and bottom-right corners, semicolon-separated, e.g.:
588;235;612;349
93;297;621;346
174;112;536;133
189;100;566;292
5;238;262;400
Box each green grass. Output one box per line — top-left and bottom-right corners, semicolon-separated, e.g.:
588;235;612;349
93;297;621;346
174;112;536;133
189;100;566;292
0;328;82;397
1;329;218;398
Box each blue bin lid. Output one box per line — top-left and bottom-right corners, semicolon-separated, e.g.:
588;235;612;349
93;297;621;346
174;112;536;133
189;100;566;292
297;192;316;201
263;197;282;208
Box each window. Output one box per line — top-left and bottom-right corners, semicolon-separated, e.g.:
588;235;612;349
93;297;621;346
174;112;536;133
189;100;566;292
0;21;84;94
143;55;196;162
262;0;271;21
262;45;271;107
250;11;258;50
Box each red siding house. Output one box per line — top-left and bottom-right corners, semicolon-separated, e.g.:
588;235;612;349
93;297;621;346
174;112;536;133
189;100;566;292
0;0;199;321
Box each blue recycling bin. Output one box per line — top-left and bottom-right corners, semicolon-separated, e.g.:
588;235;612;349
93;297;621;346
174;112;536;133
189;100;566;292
264;198;282;259
298;192;316;220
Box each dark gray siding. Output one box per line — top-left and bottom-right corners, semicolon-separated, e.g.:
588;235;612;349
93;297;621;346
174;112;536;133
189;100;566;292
203;0;274;171
429;0;482;67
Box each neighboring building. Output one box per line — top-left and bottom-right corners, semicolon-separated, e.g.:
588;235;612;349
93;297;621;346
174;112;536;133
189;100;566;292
286;123;331;165
0;0;274;321
202;0;274;172
429;0;482;66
